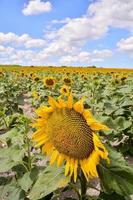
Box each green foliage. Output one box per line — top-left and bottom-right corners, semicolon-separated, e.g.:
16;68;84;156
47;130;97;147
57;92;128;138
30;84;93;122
98;146;133;200
28;165;69;200
0;69;133;199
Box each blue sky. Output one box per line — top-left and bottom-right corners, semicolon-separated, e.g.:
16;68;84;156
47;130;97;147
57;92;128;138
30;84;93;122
0;0;133;68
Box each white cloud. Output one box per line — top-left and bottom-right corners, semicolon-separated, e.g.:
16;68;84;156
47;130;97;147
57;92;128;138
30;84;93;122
22;0;52;16
117;36;133;54
2;0;133;66
51;18;71;24
0;45;14;56
88;0;133;31
43;0;133;59
59;49;112;65
0;32;46;48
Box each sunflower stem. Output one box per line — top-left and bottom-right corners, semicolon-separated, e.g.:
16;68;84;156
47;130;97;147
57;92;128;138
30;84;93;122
80;171;87;200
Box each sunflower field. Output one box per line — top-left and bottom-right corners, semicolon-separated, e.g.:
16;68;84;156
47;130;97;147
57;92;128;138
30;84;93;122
0;66;133;200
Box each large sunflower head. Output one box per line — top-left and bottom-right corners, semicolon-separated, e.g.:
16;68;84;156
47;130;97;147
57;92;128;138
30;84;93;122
32;94;109;182
43;77;55;88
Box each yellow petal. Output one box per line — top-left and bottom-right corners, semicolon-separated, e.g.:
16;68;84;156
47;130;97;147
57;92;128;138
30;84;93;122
33;134;47;142
35;139;47;147
69;158;74;177
50;150;59;165
32;129;45;139
32;118;46;128
73;160;78;182
35;106;53;117
58;97;67;108
86;152;99;177
65;158;70;176
93;134;110;163
42;143;53;155
74;97;85;113
83;109;94;120
80;159;89;181
48;96;61;108
67;93;73;108
89;122;110;131
57;154;64;167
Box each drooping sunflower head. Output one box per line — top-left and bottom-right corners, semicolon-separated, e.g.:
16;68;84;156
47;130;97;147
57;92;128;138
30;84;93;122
32;94;109;182
43;77;55;88
63;77;72;85
60;85;70;96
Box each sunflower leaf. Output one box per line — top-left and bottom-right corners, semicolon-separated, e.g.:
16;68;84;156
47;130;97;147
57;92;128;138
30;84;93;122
97;192;127;200
97;146;133;198
0;145;25;172
28;165;69;200
0;179;25;200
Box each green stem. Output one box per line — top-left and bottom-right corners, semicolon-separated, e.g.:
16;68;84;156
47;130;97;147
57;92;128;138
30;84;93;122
27;137;32;171
2;116;8;129
19;161;29;172
80;171;87;200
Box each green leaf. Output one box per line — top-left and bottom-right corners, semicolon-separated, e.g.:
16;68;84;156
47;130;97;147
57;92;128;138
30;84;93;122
121;99;133;107
0;146;25;172
97;147;133;198
115;117;132;130
0;128;24;146
28;165;69;200
98;192;125;200
114;108;125;116
0;180;25;200
18;167;39;192
18;172;33;192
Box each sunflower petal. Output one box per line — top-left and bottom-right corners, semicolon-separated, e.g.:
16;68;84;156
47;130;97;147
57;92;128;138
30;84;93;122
73;160;78;182
35;106;53;117
67;93;73;108
48;96;61;108
58;96;67;108
50;150;59;165
65;158;70;176
57;154;64;167
89;122;110;131
74;97;85;113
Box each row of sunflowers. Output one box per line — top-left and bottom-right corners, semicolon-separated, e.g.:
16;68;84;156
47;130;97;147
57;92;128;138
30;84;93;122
0;67;133;200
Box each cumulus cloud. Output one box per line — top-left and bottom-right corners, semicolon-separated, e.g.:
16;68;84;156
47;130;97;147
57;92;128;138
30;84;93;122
2;0;133;65
22;0;52;16
117;37;133;54
0;32;46;48
88;0;133;31
0;45;14;56
44;0;133;59
59;49;113;65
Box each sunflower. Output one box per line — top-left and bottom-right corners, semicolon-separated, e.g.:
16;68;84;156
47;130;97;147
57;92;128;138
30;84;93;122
32;94;109;182
43;77;55;88
34;76;40;82
63;77;72;85
60;85;70;96
32;91;39;100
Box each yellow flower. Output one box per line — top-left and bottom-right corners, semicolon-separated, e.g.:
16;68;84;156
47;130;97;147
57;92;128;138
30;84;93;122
63;77;72;85
34;76;40;82
43;77;55;88
32;94;109;182
32;91;39;99
60;85;70;96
